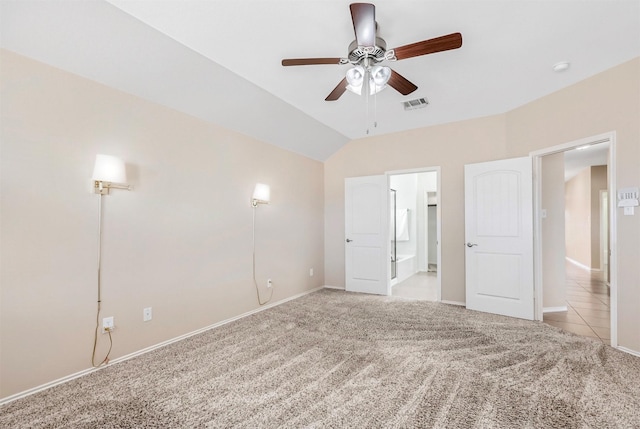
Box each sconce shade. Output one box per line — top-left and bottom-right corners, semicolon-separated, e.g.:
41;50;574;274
252;183;270;204
92;154;127;184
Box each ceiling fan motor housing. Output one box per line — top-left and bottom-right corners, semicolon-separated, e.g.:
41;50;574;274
348;37;387;64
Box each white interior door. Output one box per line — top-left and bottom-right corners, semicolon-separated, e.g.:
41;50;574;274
345;175;389;295
464;157;534;320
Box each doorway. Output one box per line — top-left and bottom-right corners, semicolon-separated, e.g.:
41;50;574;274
387;167;441;301
532;132;617;346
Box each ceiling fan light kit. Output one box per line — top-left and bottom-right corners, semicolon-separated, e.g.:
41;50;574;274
281;2;463;103
345;62;390;95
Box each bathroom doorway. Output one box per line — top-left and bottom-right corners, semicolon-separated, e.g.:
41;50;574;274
387;167;441;301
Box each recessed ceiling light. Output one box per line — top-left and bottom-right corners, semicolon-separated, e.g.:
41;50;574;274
553;61;571;72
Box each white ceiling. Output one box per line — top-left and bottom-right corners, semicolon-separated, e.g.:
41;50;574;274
564;142;610;182
2;1;639;161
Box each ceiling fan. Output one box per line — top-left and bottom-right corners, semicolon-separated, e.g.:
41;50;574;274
281;3;463;101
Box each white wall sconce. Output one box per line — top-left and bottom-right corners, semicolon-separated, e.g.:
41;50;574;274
90;154;131;367
251;183;273;306
252;183;270;207
92;154;132;195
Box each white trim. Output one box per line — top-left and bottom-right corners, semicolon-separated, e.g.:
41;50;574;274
565;257;593;271
0;286;324;406
323;285;345;290
543;306;568;313
441;300;465;307
529;133;612;158
530;131;617;346
617;346;640;358
533;153;543;321
566;257;603;272
608;137;618;347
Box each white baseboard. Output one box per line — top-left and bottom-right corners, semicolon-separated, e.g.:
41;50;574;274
543;306;568;313
323;285;345;290
0;286;324;406
441;300;465;307
566;257;598;271
617;346;640;358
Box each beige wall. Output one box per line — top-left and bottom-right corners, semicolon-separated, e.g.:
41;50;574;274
326;57;640;351
541;152;566;309
565;165;609;270
0;51;325;399
3;48;639;400
565;168;592;267
324;114;509;302
506;57;639;352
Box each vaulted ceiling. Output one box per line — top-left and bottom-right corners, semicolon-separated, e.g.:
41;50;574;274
2;1;639;161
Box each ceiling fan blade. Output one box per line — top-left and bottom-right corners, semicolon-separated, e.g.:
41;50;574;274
325;77;348;101
392;32;462;61
388;70;418;95
282;58;343;66
350;3;376;47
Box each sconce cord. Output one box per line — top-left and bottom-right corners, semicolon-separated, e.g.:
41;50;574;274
91;193;113;367
252;206;273;306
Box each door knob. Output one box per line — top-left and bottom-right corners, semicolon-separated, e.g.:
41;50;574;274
466;242;478;247
346;238;353;243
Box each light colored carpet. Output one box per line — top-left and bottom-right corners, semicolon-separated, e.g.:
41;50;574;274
2;289;639;428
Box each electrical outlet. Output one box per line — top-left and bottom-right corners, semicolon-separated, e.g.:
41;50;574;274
309;268;314;277
267;278;272;288
143;307;152;322
102;316;114;333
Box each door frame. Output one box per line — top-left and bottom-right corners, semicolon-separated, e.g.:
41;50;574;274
530;131;617;346
599;189;609;284
386;166;442;301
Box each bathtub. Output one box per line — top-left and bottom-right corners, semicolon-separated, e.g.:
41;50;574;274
395;254;417;284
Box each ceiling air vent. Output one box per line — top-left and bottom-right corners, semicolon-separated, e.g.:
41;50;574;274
403;97;429;111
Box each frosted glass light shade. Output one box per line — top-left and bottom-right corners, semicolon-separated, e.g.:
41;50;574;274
92;154;127;184
371;65;391;86
345;65;388;96
346;78;385;96
252;183;270;205
346;66;365;87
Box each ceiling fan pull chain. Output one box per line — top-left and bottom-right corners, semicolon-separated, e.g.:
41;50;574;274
365;69;370;134
374;89;378;129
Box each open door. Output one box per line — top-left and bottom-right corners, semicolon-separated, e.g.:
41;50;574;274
464;157;534;320
345;175;389;295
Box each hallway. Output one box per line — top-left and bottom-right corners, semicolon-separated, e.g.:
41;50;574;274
543;262;610;344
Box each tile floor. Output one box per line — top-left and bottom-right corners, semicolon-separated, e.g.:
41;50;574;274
543;262;610;344
392;264;610;345
391;272;438;301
